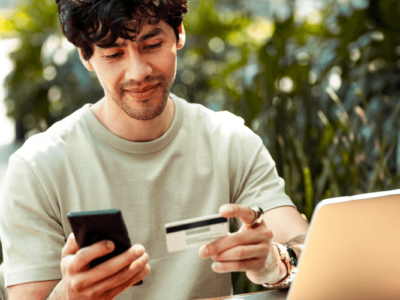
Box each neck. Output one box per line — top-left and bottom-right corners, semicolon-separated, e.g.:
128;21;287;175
90;96;175;142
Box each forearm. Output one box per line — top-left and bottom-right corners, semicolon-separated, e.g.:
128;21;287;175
8;280;60;300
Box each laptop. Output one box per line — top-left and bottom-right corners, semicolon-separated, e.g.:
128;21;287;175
225;190;400;300
286;189;400;300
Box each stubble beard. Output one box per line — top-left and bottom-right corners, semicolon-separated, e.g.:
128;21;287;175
111;70;175;121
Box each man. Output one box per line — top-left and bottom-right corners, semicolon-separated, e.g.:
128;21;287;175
0;0;308;299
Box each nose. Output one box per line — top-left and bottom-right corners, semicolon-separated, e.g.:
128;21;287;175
125;51;153;83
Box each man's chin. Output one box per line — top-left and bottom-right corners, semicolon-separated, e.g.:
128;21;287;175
118;96;168;121
132;98;151;104
125;107;165;121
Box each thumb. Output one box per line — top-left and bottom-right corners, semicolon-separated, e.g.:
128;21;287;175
62;233;80;258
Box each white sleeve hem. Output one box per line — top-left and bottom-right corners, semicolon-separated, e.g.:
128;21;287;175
5;267;61;287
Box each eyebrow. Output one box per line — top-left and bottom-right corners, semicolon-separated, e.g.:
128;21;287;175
98;27;166;50
138;27;165;43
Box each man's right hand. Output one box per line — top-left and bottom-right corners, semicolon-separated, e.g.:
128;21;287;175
52;233;151;300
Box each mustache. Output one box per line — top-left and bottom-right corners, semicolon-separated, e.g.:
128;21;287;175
119;74;165;90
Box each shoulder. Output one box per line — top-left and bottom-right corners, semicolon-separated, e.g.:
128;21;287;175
14;105;90;165
177;95;261;147
174;94;249;136
173;94;263;158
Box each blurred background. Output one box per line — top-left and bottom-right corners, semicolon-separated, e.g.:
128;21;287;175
1;0;400;294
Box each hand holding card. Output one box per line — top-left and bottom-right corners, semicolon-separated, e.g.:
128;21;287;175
198;204;282;286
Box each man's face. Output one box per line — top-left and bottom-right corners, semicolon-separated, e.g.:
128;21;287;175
81;21;184;120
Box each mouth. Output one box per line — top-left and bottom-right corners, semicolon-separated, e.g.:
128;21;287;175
124;83;160;100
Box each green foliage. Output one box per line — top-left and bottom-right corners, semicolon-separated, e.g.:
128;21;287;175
176;0;400;293
2;0;103;139
2;0;400;295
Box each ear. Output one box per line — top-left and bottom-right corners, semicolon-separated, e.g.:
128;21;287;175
176;22;186;50
77;48;95;71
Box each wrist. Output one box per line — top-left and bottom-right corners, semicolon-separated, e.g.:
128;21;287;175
263;244;289;284
262;243;297;289
46;280;65;300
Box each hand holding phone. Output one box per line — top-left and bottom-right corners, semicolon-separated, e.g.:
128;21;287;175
54;232;150;299
47;209;151;299
67;209;145;286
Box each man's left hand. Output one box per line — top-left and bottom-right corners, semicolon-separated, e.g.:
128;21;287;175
198;204;287;285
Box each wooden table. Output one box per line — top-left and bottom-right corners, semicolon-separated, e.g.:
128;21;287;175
198;290;288;300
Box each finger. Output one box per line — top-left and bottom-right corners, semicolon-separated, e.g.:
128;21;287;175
73;245;146;289
199;228;272;258
62;233;80;258
212;244;270;262
104;264;151;299
68;240;116;274
211;258;266;273
219;204;258;225
127;263;151;287
87;252;150;294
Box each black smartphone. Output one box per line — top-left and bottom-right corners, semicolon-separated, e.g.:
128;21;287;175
67;209;143;285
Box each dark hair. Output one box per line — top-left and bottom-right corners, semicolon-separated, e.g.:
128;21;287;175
56;0;189;60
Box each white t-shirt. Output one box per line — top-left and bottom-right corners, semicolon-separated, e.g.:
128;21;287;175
0;94;294;299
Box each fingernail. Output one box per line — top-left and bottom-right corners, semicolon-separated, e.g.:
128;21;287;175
135;245;145;256
199;245;209;257
222;205;233;213
141;253;149;263
107;240;114;249
212;262;220;269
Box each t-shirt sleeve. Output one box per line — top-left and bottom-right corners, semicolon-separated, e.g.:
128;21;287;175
232;125;295;212
0;154;64;287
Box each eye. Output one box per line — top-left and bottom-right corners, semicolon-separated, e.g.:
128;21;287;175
143;43;162;51
105;52;123;60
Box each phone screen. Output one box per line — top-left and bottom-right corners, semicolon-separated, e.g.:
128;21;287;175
67;209;131;268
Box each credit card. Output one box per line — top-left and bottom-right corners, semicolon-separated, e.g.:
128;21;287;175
165;214;229;252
